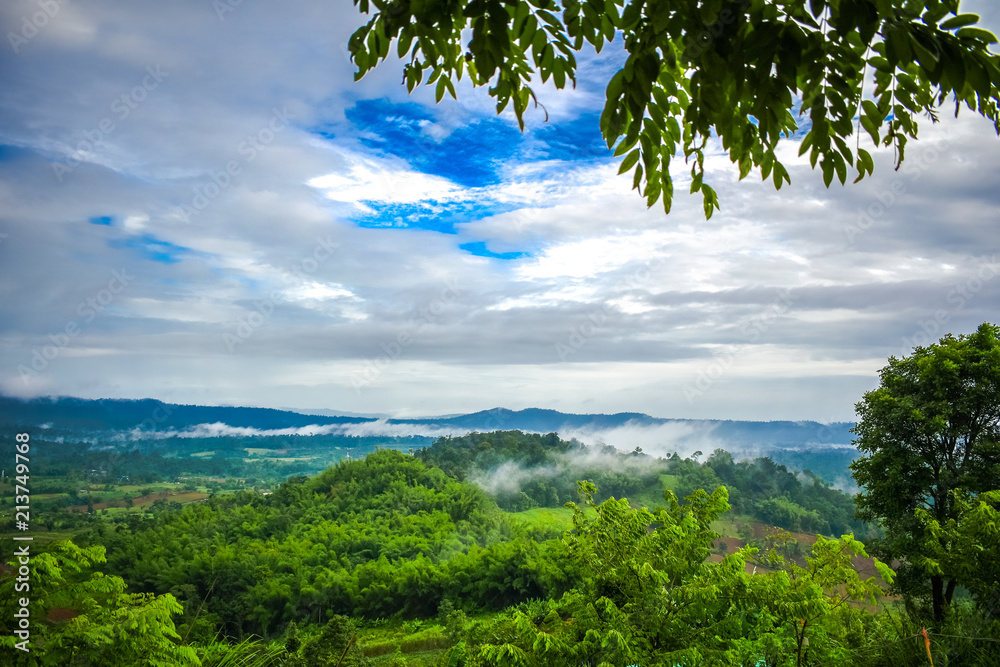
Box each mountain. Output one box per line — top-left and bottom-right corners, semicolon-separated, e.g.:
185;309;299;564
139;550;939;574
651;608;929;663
0;396;368;431
0;396;855;447
397;407;855;446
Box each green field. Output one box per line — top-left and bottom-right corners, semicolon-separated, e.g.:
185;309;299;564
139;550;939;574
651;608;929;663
509;505;596;532
242;456;316;463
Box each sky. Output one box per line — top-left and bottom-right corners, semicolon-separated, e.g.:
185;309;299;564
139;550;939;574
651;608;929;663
1;1;999;422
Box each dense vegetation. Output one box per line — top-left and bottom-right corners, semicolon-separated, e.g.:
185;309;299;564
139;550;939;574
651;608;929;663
419;430;866;536
3;326;1000;665
852;322;1000;623
4;438;998;665
84;450;548;640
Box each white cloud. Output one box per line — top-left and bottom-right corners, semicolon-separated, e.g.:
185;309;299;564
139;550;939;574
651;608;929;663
309;156;465;207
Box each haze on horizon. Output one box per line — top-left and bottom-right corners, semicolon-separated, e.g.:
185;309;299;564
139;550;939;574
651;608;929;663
2;0;999;422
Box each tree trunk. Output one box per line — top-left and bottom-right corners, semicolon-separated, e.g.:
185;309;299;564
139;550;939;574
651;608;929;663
932;574;945;623
945;578;956;607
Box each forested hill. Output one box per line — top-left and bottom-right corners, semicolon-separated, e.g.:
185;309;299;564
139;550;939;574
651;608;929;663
4;427;996;665
0;396;369;431
87;449;543;639
396;407;855;444
76;433;863;643
0;396;854;447
418;431;866;536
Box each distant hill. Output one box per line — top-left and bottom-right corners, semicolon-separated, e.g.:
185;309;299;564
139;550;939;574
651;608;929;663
398;407;855;446
0;396;368;431
0;396;855;447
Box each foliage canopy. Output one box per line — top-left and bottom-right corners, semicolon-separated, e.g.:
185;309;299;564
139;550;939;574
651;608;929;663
350;0;1000;217
851;322;1000;622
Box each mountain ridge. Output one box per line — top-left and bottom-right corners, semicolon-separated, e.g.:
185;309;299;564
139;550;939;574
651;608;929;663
0;396;855;446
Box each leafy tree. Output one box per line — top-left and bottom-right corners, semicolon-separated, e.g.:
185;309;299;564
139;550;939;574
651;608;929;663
0;541;198;666
915;488;1000;615
851;322;1000;622
349;0;1000;217
751;530;894;667
299;615;366;667
454;482;892;666
458;482;745;665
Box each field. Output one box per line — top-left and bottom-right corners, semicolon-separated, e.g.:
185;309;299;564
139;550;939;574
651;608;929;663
358;621;452;664
65;490;210;512
508;506;577;532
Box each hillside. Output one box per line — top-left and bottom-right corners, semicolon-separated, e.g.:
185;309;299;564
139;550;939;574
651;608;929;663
0;397;854;446
2;427;998;665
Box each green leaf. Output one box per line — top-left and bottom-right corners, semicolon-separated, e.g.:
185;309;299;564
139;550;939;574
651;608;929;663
798;132;814;157
738;156;752;180
397;31;414;59
886;27;913;65
833;152;847;184
613;133;638;156
821;158;834;187
967;62;991;99
618;148;641;174
910;33;940;67
857;147;874;174
940;14;980;31
868;56;892;72
957;27;999;44
606;70;624;101
860;115;879;144
861;99;880;120
702;184;719;219
772;161;789;189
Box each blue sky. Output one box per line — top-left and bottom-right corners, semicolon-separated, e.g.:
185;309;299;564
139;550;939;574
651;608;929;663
1;1;999;422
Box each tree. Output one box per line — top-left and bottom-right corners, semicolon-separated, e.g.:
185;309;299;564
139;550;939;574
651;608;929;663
915;488;1000;615
350;0;1000;217
0;541;198;666
460;482;747;665
851;322;1000;622
751;530;894;667
453;482;892;666
298;615;366;667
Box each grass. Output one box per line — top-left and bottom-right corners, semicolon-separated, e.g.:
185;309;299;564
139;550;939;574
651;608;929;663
33;493;68;501
509;506;575;530
0;529;88;549
132;491;209;508
366;649;448;666
242;457;315;463
508;505;597;532
358;621;452;660
112;483;176;494
659;474;679;492
711;517;743;538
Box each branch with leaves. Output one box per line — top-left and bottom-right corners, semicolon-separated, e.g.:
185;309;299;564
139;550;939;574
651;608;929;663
350;0;1000;217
